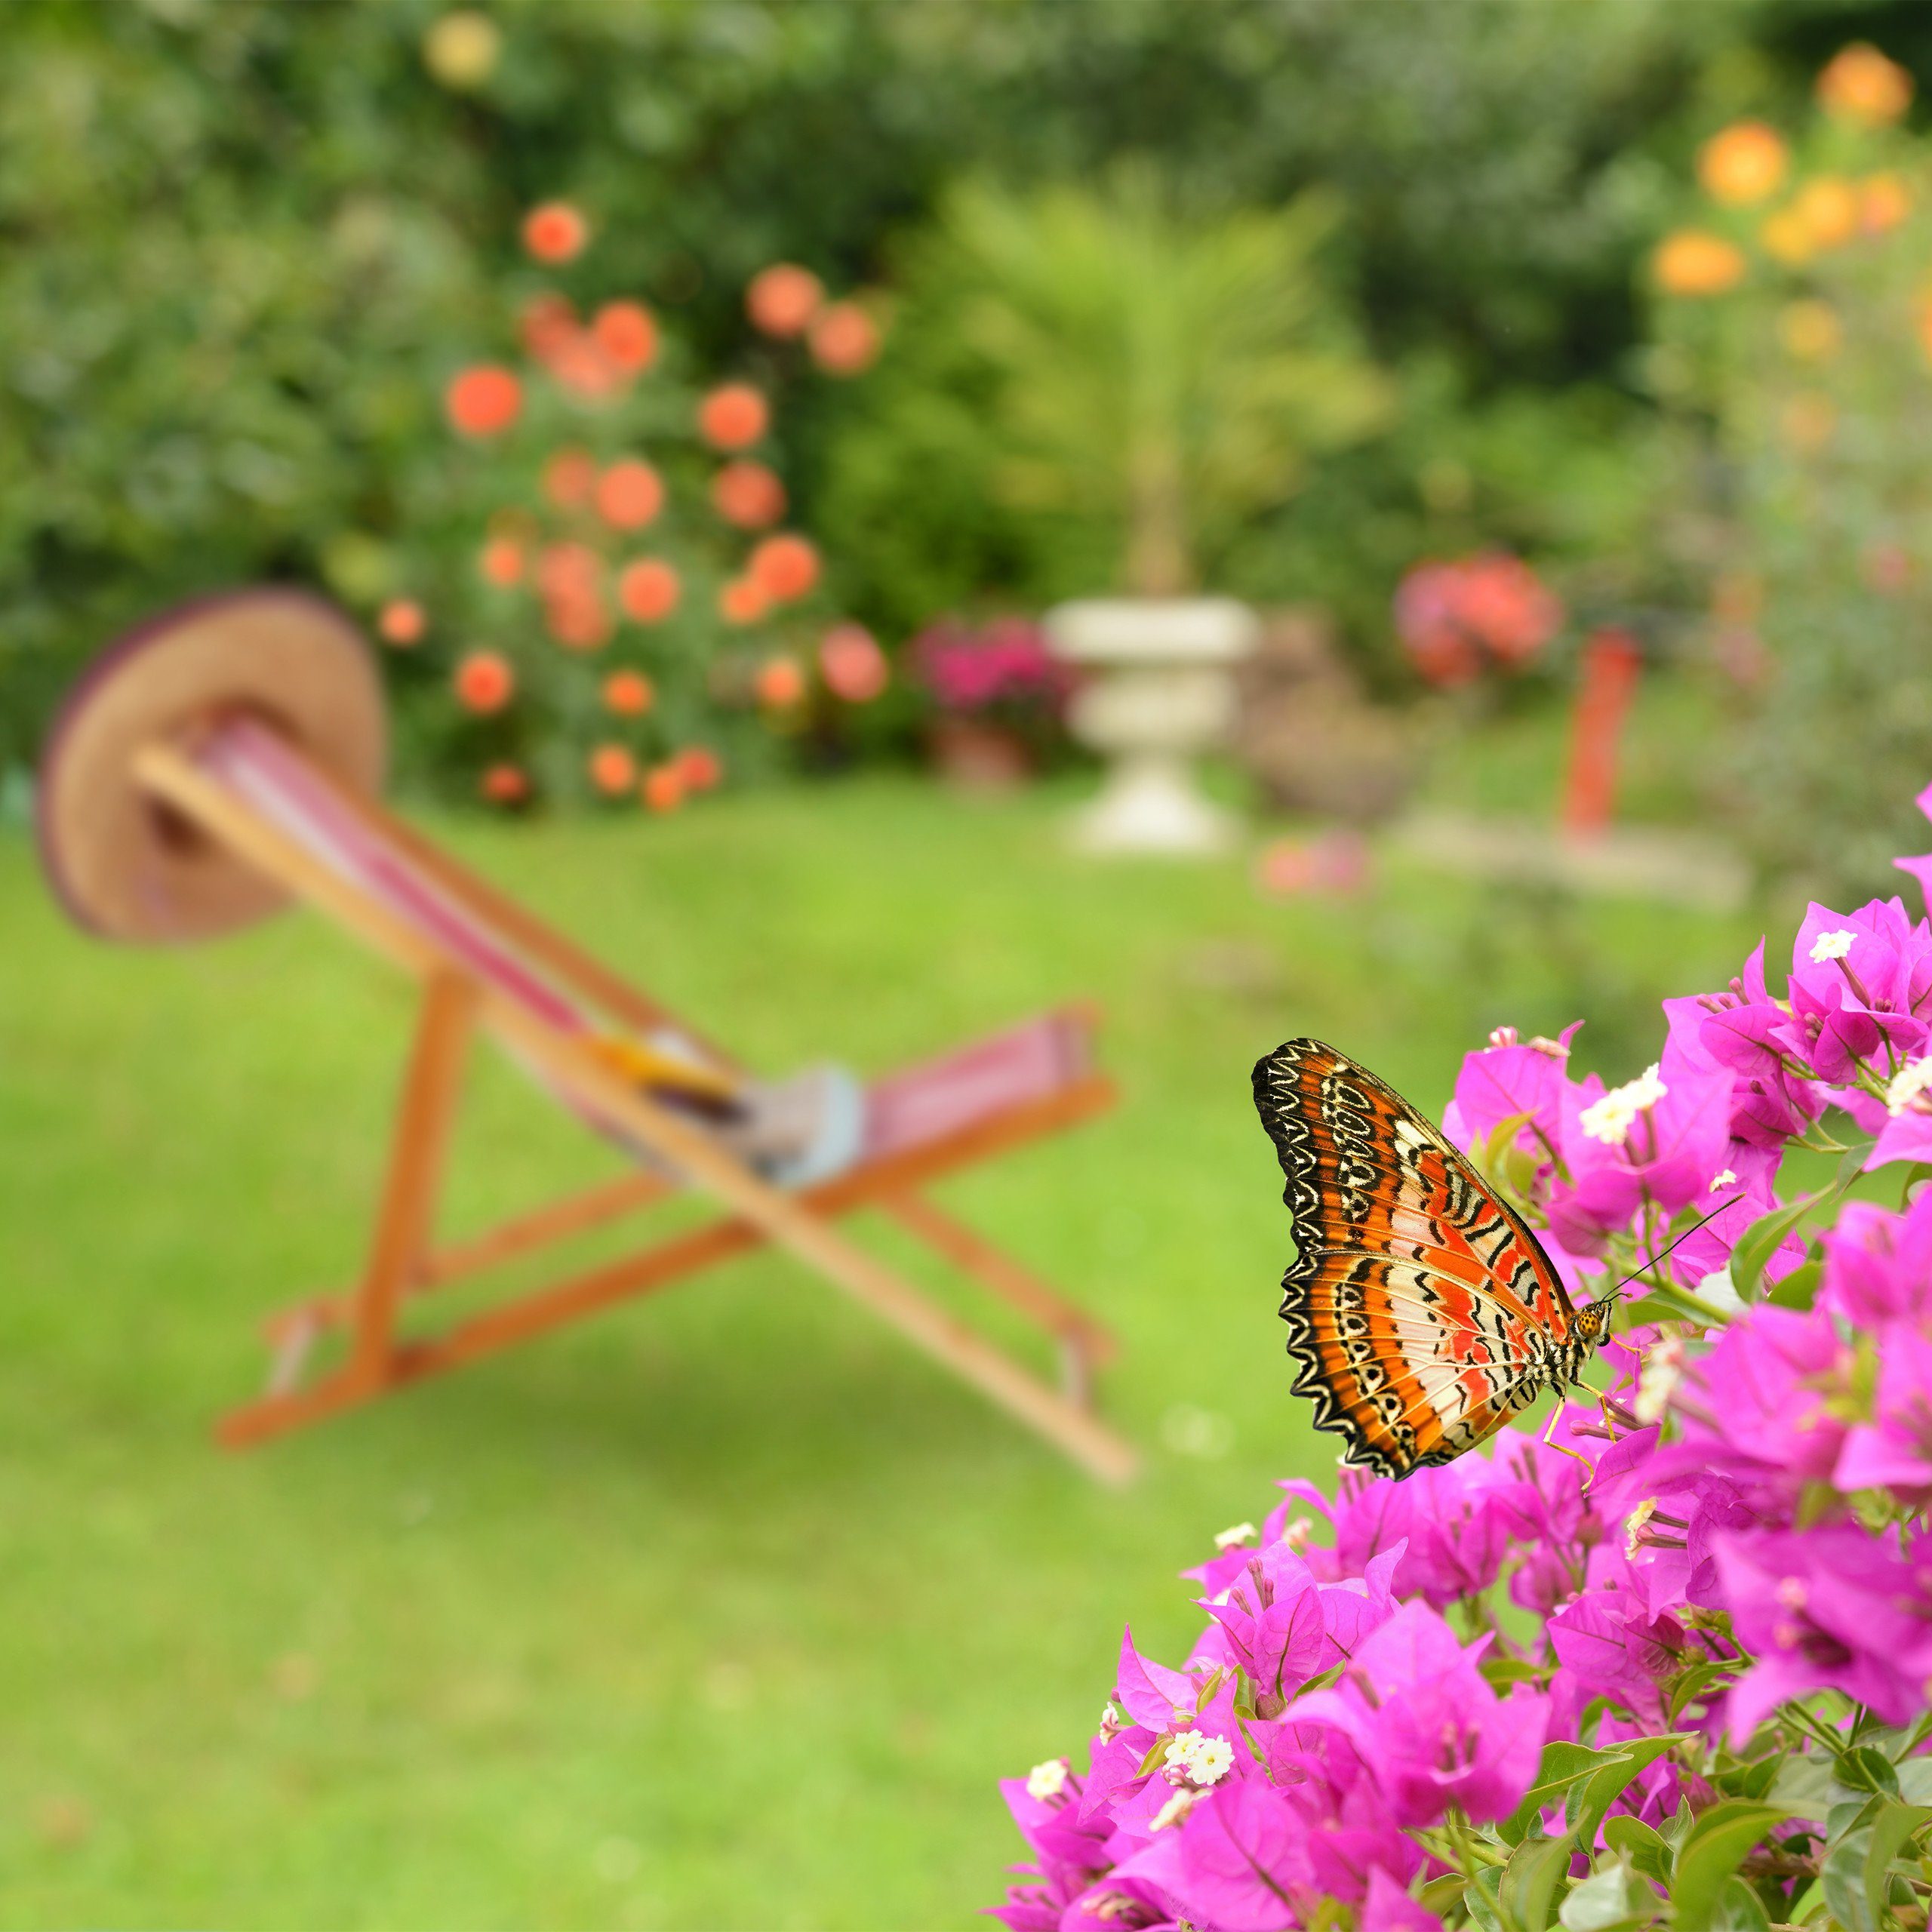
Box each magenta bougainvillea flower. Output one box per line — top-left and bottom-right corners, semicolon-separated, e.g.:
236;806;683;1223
993;793;1932;1930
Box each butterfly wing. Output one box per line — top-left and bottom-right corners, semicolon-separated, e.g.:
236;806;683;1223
1253;1037;1577;1478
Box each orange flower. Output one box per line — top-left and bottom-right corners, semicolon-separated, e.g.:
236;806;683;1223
547;332;622;401
1777;299;1841;360
588;743;638;796
719;576;772;625
698;383;769;450
809;301;881;374
479;537;525;587
481;762;529;805
377;598;426;646
1651;230;1746;297
543;446;598;510
746;263;824;338
711;460;786;529
617;558;681;623
455;651;515;713
592;300;657;374
445;364;522;436
819;623;888;703
537;541;601;603
675;746;722;792
520;293;578;361
546;592;612;651
755;654;805;706
1793;176;1860;249
595;458;665;531
602;669;655;716
748;532;820;601
522;200;589;263
1862;171;1912;232
1817;43;1912;126
640;762;687;813
1697;121;1788;205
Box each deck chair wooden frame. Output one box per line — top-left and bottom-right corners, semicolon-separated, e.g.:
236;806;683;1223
123;735;1135;1484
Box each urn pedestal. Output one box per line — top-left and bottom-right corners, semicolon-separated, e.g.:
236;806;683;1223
1045;598;1258;854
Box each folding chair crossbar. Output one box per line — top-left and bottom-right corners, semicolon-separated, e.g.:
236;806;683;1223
132;724;1137;1484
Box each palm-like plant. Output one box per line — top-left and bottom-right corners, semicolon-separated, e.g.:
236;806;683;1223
939;170;1391;597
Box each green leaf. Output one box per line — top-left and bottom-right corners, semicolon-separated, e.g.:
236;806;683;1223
1863;1801;1932;1924
1566;1735;1690;1848
1822;1824;1876;1932
1764;1255;1821;1310
1671;1802;1792;1932
1827;1797;1877;1841
1770;1754;1848;1814
1480;1109;1537;1181
1603;1814;1672;1883
1838;1745;1903;1800
1498;1832;1574;1932
1709;1875;1772;1932
1501;1743;1619;1847
1556;1859;1629;1930
1730;1194;1820;1301
1897;1758;1932;1804
1467;1862;1505;1932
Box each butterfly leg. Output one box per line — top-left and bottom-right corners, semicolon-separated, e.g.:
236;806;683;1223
1538;1387;1597;1475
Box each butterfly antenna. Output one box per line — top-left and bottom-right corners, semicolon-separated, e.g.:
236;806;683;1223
1602;1198;1731;1302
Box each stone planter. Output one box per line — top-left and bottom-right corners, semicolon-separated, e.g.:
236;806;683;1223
1044;597;1258;854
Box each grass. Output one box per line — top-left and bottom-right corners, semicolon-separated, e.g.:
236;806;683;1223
0;764;1768;1929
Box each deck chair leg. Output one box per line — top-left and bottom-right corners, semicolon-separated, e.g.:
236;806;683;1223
346;970;475;1382
219;971;473;1445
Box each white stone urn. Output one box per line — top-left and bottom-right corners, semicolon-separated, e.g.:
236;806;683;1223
1045;597;1259;854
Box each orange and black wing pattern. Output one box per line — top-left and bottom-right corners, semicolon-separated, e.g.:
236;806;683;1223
1253;1038;1578;1478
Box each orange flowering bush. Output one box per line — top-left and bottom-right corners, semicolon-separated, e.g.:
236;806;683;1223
373;205;892;808
1648;40;1932;888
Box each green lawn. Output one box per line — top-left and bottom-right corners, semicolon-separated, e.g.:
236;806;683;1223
0;769;1764;1930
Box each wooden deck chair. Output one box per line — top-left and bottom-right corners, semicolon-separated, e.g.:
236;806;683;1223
36;589;1135;1483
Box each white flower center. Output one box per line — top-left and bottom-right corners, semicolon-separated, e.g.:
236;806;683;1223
1151;1788;1200;1831
1887;1058;1932;1116
1809;928;1857;963
1025;1758;1069;1801
1633;1338;1683;1424
1709;1168;1737;1191
1579;1064;1668;1145
1624;1497;1659;1558
1213;1521;1257;1551
1164;1729;1235;1787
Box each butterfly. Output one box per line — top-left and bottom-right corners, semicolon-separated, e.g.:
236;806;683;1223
1252;1038;1619;1478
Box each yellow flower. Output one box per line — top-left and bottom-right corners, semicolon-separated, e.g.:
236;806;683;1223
1862;171;1912;233
1817;43;1913;127
1793;176;1861;249
423;11;501;91
1781;391;1838;452
1652;229;1747;297
1778;299;1842;361
1697;121;1789;205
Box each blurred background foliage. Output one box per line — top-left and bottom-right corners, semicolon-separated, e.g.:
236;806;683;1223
6;0;1932;851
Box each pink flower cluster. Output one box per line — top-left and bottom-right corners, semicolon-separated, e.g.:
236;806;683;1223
993;786;1932;1930
1394;552;1564;686
912;617;1072;717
